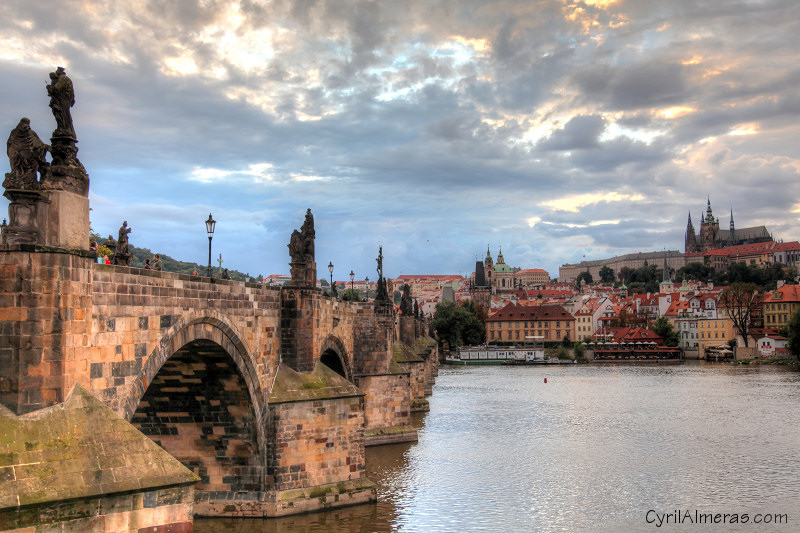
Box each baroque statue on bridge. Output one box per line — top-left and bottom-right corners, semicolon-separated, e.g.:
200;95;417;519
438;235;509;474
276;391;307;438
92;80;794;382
113;221;132;266
44;66;89;196
288;208;315;263
46;67;76;139
288;208;316;286
4;118;50;191
373;245;390;304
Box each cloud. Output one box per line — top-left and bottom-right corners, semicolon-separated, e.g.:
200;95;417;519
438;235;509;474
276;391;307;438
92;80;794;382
537;115;606;151
1;0;799;280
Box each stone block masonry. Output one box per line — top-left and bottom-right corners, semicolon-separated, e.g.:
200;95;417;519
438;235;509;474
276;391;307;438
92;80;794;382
0;384;198;532
0;245;94;416
0;243;436;521
266;363;370;492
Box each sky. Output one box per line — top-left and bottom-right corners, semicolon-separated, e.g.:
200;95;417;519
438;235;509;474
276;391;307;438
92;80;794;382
2;0;799;282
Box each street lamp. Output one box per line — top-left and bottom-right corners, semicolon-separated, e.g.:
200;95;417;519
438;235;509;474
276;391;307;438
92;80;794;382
328;261;334;288
205;213;216;277
350;270;354;291
365;276;369;299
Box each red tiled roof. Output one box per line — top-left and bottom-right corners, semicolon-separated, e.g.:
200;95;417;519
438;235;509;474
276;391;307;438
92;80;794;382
724;241;777;257
665;301;691;316
763;284;800;303
773;241;800;252
487;303;574;322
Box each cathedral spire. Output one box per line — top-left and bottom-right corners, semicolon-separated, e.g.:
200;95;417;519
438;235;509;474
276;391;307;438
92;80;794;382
685;211;698;253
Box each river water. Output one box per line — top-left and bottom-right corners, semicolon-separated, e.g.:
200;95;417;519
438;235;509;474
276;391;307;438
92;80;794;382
196;362;800;532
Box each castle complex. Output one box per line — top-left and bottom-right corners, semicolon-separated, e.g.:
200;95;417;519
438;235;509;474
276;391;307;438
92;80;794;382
685;199;772;253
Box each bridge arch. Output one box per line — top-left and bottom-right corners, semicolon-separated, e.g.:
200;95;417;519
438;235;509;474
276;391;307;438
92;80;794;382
319;335;353;380
125;311;268;493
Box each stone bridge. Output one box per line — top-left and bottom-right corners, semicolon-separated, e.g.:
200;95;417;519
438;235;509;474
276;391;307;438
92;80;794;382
0;241;438;520
0;67;438;529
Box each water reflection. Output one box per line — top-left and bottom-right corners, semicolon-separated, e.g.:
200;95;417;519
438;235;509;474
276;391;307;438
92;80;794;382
196;363;800;532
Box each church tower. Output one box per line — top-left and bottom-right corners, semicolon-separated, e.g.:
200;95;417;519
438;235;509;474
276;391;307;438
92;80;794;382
729;208;736;246
484;245;493;290
685;212;698;253
700;198;719;252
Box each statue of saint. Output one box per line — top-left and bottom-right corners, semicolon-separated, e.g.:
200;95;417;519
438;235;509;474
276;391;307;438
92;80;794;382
4;118;50;190
288;208;315;263
46;67;76;138
117;221;131;255
105;234;117;253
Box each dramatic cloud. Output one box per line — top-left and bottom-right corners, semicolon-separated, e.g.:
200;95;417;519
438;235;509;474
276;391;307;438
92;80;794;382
1;0;799;280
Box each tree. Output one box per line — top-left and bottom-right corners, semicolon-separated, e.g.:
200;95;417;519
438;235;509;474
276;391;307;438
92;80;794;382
576;271;593;285
598;265;615;284
432;300;486;347
786;266;798;283
719;282;760;348
618;266;633;283
677;262;712;282
573;341;586;361
341;288;362;302
785;309;800;360
652;317;679;347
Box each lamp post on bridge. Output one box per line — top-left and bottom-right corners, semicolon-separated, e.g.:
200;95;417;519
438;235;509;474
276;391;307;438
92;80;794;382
365;276;369;300
205;213;216;278
328;261;334;290
350;270;354;291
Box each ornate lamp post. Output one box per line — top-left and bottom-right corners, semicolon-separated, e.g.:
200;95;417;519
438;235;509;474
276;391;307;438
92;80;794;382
205;213;216;277
328;261;334;288
365;276;369;299
350;270;354;291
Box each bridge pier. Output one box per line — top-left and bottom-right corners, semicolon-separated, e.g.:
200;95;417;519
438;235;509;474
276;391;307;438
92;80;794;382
0;245;94;416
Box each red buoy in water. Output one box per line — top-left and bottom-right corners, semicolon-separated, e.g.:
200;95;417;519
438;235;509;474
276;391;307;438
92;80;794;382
544;377;547;383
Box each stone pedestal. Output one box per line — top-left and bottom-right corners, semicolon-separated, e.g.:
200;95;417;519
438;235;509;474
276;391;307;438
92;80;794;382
41;189;90;249
1;189;46;245
289;260;317;287
280;287;320;372
43;132;89;196
399;315;416;346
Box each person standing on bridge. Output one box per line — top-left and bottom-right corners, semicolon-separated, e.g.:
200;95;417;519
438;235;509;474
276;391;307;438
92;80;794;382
152;254;162;271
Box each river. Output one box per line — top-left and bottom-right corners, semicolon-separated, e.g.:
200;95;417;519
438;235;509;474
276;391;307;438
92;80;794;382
196;362;800;532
